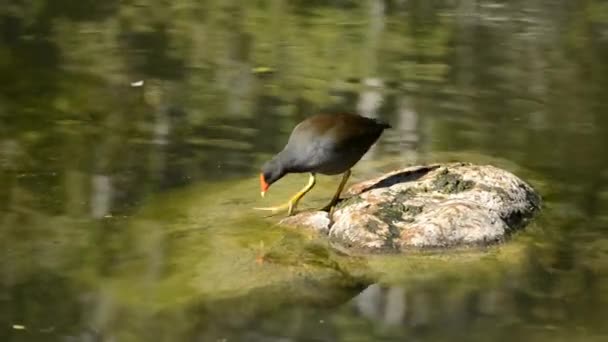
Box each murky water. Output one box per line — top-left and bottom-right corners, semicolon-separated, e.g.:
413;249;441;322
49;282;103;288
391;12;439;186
2;1;608;341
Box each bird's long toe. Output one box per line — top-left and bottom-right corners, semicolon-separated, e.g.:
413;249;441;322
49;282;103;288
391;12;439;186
253;201;296;216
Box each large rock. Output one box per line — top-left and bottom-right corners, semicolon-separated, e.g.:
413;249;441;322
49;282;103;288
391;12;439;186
280;163;541;251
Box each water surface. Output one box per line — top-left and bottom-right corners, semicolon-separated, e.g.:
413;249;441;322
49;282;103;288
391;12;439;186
1;1;607;341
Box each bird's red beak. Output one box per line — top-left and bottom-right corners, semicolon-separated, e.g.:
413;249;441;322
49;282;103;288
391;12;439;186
259;173;269;197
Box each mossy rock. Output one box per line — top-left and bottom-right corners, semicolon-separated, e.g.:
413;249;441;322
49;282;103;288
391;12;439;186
281;163;542;252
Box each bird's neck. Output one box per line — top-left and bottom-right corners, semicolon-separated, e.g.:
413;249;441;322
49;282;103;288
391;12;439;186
275;150;299;173
265;153;288;182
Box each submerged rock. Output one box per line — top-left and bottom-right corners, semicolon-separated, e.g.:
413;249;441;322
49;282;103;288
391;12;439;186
280;163;541;251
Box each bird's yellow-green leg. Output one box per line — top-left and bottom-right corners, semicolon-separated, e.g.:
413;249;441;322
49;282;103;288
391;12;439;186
254;173;316;216
321;169;351;212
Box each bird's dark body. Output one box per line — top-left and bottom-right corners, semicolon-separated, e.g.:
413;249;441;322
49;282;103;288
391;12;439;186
257;112;391;215
279;113;390;175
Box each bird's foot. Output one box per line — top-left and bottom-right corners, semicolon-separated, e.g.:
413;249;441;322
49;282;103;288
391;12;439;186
253;201;296;216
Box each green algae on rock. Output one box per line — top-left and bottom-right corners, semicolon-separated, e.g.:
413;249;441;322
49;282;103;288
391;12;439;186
280;163;542;251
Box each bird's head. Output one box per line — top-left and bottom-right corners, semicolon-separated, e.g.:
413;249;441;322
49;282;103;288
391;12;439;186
259;158;285;197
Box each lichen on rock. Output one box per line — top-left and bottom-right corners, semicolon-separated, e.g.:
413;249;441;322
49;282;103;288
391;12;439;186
280;163;541;252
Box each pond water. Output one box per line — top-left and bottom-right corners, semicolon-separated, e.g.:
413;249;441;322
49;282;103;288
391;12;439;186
1;1;607;341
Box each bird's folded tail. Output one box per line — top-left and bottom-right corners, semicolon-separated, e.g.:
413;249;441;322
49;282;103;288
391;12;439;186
374;118;392;129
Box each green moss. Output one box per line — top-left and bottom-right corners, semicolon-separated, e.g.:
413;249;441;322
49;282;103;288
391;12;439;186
432;169;475;194
336;194;365;209
403;204;423;216
85;175;374;313
376;202;405;223
365;219;384;234
392;187;418;201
